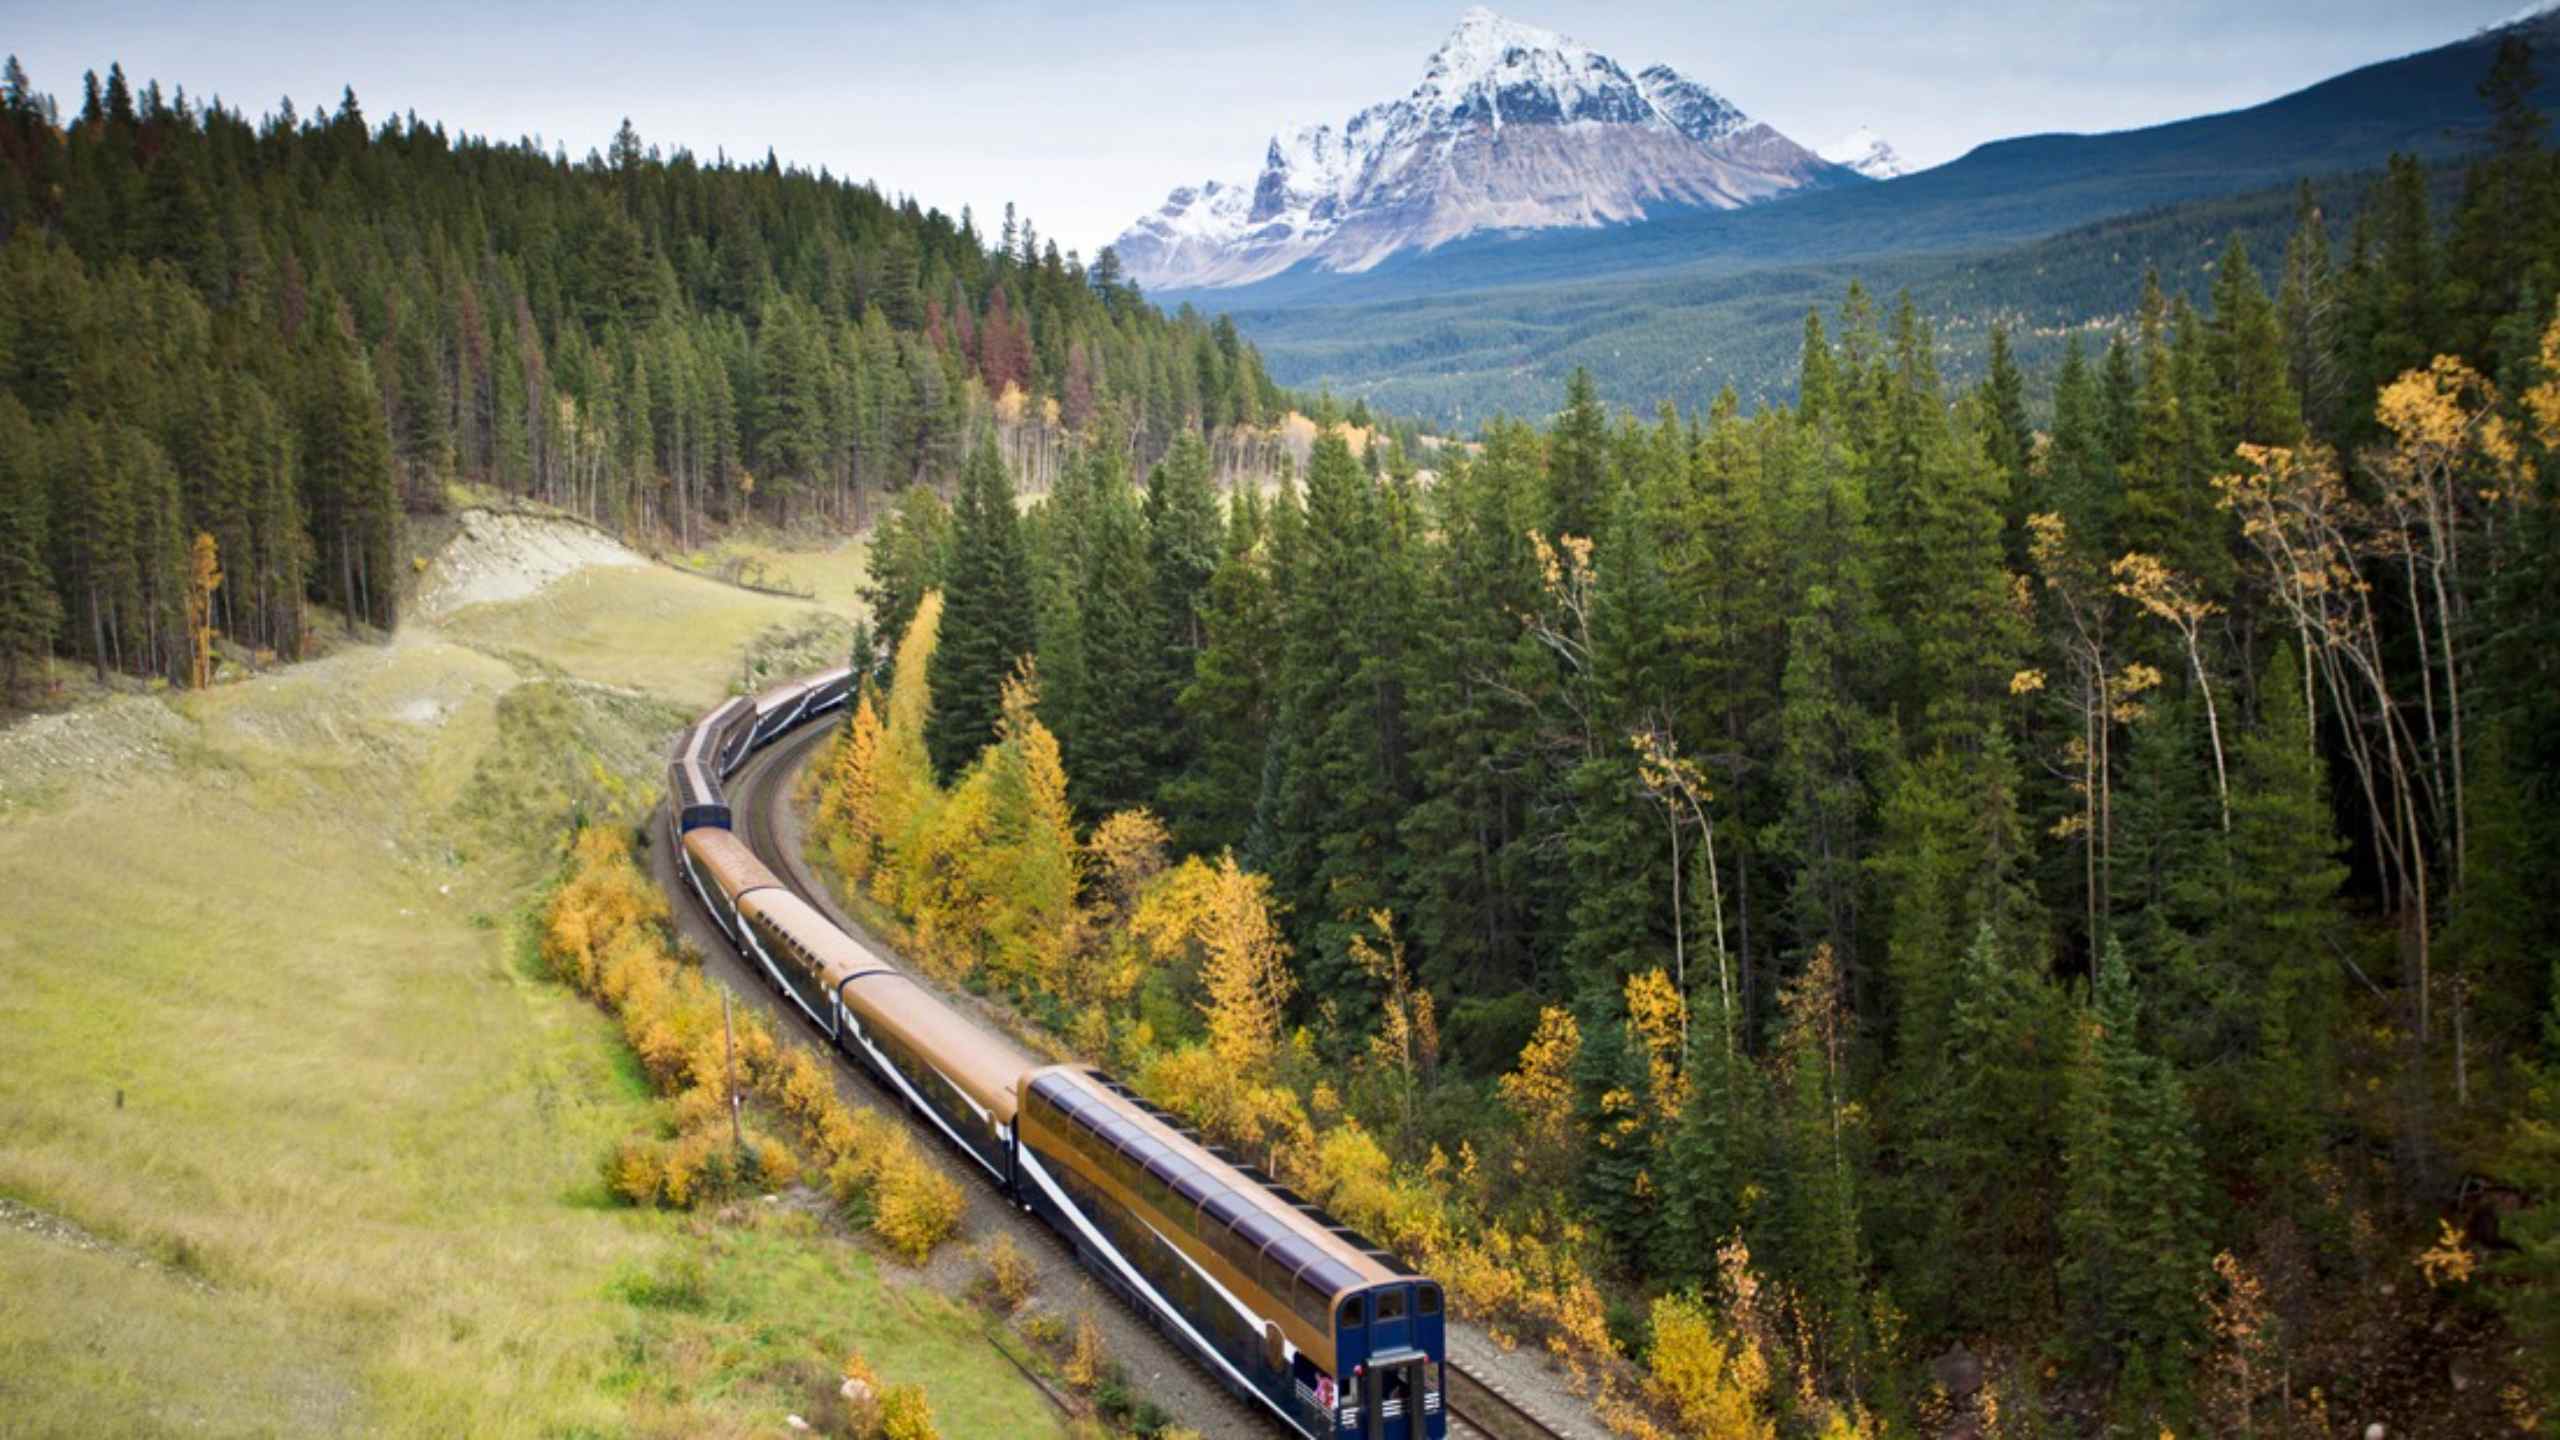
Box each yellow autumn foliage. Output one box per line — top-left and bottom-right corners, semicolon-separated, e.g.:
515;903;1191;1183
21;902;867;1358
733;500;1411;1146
1644;1291;1775;1440
821;686;888;887
1499;1005;1582;1175
543;826;962;1259
877;1384;940;1440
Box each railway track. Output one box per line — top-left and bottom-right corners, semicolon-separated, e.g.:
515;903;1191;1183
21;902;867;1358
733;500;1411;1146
696;715;1574;1440
1443;1362;1572;1440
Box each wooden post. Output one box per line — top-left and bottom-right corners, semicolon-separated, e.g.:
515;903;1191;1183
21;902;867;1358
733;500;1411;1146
724;990;743;1160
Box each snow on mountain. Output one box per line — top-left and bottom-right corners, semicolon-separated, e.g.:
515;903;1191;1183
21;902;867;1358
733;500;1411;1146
1115;8;1849;291
1819;126;1906;180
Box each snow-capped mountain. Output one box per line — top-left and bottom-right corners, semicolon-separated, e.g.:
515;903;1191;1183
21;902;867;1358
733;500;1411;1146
1114;8;1855;291
1819;127;1907;181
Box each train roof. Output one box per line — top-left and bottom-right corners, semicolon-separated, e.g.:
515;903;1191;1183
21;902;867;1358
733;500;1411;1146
681;826;782;903
749;675;815;715
1026;1065;1413;1296
680;697;750;763
740;887;895;982
845;970;1035;1125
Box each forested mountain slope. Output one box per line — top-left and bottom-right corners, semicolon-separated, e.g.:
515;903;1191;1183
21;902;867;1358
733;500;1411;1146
0;61;1285;696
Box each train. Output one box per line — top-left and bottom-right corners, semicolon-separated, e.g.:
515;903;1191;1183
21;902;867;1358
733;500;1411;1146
665;671;1448;1440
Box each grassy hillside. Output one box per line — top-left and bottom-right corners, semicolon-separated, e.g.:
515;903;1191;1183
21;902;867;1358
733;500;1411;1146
0;536;1064;1438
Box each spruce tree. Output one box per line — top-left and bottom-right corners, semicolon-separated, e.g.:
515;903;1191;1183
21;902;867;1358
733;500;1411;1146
2060;940;2209;1392
1168;482;1275;855
1143;432;1221;806
2207;235;2304;451
0;395;58;700
2213;644;2346;1202
929;436;1033;777
1546;366;1611;543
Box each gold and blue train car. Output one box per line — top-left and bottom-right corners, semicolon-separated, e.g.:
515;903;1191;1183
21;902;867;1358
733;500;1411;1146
1016;1066;1445;1439
677;826;779;942
833;967;1025;1186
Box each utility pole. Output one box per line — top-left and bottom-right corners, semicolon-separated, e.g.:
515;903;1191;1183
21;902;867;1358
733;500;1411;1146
724;989;743;1161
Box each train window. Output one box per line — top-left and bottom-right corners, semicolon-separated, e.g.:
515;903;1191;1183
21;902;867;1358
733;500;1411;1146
1295;1279;1327;1328
1338;1295;1366;1329
1418;1284;1442;1315
1376;1289;1406;1321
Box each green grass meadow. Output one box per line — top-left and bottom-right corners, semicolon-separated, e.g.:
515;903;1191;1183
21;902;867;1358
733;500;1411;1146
0;539;1066;1438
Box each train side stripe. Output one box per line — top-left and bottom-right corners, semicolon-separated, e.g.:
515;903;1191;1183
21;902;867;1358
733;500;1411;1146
1017;1148;1312;1439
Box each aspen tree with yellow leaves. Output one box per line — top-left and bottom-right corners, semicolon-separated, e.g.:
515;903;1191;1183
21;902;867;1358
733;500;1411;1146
185;531;219;690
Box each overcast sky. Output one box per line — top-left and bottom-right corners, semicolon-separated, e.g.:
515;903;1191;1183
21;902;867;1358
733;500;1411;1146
7;1;2542;257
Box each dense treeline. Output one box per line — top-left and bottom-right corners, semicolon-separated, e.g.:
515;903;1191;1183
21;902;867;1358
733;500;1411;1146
859;39;2560;1434
0;58;1284;695
1241;147;2481;427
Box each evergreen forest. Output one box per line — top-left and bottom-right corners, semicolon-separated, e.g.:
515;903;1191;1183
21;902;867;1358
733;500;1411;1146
0;57;1283;692
836;37;2560;1438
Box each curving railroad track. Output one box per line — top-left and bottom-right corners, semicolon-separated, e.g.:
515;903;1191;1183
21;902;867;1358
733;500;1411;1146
666;712;1575;1440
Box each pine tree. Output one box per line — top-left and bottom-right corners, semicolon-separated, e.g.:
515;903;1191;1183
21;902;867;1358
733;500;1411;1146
1167;482;1275;855
2044;333;2116;546
1896;922;2067;1342
2060;940;2209;1393
1142;432;1221;805
1981;322;2034;565
929;436;1033;777
0;395;58;700
2277;181;2345;439
859;484;952;671
2207;236;2304;451
1399;422;1549;996
2212;644;2346;1200
1051;442;1159;817
1546;367;1611;543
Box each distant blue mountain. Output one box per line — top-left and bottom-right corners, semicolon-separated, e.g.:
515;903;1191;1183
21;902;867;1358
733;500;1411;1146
1164;11;2560;420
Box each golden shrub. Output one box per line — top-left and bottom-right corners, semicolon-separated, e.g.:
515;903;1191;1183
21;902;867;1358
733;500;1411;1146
750;1135;799;1189
1645;1292;1773;1440
872;1144;965;1263
608;1136;664;1207
877;1383;939;1440
979;1232;1036;1312
1064;1312;1105;1392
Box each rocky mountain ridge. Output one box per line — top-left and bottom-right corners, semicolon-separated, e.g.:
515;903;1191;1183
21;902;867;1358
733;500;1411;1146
1115;8;1858;290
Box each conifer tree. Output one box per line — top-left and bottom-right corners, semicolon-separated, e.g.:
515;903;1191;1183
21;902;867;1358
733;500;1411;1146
860;484;953;672
1546;367;1611;543
2044;334;2116;545
1142;432;1221;802
2060;939;2209;1392
1980;321;2034;562
1895;922;2067;1341
1167;482;1275;855
0;395;58;700
2212;644;2346;1199
1051;442;1160;816
929;437;1033;777
2207;236;2304;451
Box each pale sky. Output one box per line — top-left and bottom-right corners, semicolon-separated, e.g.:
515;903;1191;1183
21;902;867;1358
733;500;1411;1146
4;0;2541;259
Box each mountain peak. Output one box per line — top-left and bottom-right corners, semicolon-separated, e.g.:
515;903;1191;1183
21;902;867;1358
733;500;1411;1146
1113;8;1848;290
1820;126;1906;180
